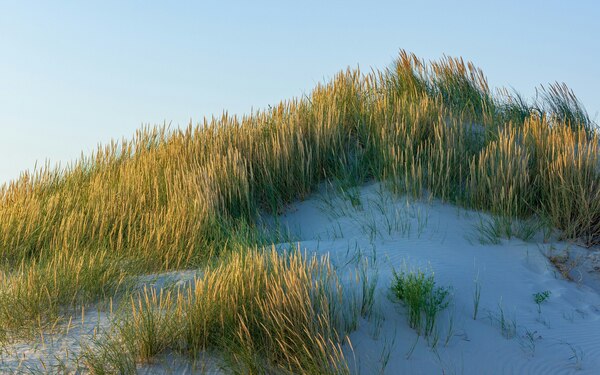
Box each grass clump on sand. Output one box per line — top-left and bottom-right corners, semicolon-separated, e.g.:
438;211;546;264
83;248;358;374
533;290;552;313
0;249;128;342
391;267;451;337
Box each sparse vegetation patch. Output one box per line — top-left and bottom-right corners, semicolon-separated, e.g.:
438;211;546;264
391;266;451;337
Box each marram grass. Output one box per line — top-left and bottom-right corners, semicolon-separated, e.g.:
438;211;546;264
0;50;598;371
83;248;358;374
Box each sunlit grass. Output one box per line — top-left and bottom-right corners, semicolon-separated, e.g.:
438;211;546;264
0;249;128;342
83;248;358;374
0;49;597;369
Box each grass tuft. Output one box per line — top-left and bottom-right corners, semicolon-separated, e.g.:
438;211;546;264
83;248;358;374
391;267;451;337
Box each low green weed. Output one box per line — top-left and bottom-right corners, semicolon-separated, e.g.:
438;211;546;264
533;290;551;313
391;267;451;337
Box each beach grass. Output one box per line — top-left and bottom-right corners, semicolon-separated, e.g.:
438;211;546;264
0;50;597;370
82;248;357;374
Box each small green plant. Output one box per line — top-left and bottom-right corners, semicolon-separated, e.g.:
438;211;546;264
444;312;455;347
472;216;502;245
490;302;517;339
533;290;551;313
378;330;397;374
472;215;547;245
514;217;546;242
559;341;585;370
405;334;419;360
473;277;481;320
359;259;378;318
519;329;542;357
486;299;517;340
391;267;451;337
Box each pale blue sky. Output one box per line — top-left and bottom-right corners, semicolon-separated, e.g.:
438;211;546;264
1;1;598;184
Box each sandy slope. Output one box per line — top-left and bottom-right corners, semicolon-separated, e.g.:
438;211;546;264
275;183;600;375
3;182;600;374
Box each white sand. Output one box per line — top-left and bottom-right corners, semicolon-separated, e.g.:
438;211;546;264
275;182;600;374
3;182;600;374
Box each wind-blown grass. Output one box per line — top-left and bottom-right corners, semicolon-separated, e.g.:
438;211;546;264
0;249;127;342
538;82;594;134
83;248;357;374
0;50;597;360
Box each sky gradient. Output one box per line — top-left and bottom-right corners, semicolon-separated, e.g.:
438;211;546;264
1;1;598;184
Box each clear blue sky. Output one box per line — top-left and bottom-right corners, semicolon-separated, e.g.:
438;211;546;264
1;1;598;184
